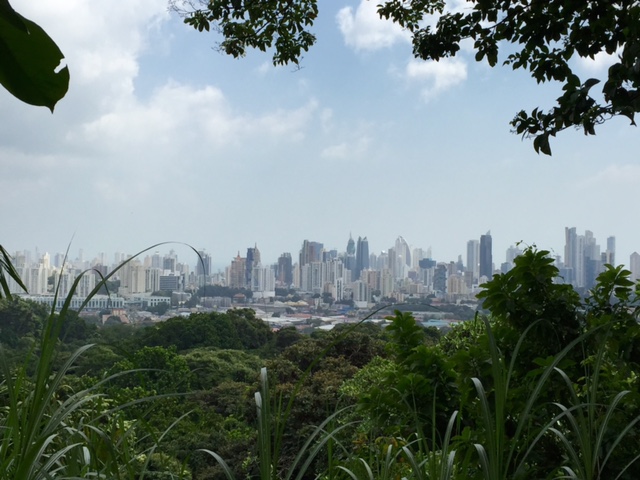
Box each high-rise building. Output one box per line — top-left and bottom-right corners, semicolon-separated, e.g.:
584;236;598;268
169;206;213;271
466;239;479;282
299;240;323;266
246;244;261;287
196;250;211;277
145;268;162;293
251;264;275;294
583;230;601;289
564;227;608;289
604;236;616;266
323;249;338;262
344;234;356;281
433;263;447;293
354;236;369;281
630;252;640;282
412;248;426;270
392;236;412;280
506;245;523;264
447;274;468;295
163;251;177;272
298;240;324;285
352;280;371;303
346;234;355;256
479;232;492;280
376;251;389;271
228;253;246;288
277;252;293;286
151;252;162;269
564;227;581;287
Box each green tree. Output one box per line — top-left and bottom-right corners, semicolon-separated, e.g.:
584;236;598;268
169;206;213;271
354;311;457;439
55;309;98;344
111;345;192;394
273;326;303;352
137;309;273;351
178;0;640;154
146;302;171;315
173;0;318;66
183;348;262;390
0;297;47;348
445;249;640;479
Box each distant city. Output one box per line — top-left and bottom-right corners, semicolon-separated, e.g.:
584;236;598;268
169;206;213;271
6;228;640;312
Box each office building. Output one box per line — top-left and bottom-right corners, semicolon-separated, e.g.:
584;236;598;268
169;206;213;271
354;236;369;281
479;231;492;280
277;252;293;286
466;239;479;282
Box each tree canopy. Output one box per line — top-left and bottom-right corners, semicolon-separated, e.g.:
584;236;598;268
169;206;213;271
177;0;640;155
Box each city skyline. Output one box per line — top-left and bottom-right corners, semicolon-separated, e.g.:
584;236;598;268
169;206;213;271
10;227;639;307
7;227;631;274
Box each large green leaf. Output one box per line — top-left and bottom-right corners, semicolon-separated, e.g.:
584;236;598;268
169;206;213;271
0;0;69;111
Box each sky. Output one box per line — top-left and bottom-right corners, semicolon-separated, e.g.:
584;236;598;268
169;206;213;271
2;0;639;270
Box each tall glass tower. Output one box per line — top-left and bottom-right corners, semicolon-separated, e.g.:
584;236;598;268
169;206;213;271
479;231;492;280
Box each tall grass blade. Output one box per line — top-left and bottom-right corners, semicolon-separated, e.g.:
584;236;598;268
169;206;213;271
199;449;237;480
0;245;27;298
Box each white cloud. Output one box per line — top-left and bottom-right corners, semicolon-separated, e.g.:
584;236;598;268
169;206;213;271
321;134;371;161
14;0;168;99
2;0;322;220
336;0;474;53
337;0;409;51
578;164;640;188
320;108;334;133
256;61;272;75
576;49;621;73
404;58;467;100
76;82;319;169
74;87;319;208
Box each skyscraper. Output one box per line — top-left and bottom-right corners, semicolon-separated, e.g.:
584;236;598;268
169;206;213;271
354;236;369;281
583;230;601;289
246;244;260;287
564;227;607;289
605;236;616;266
228;253;246;288
506;245;523;264
196;250;211;277
630;252;640;282
479;231;492;280
564;227;581;287
277;252;293;286
297;240;324;285
299;240;323;266
345;234;356;280
466;239;479;282
392;236;412;279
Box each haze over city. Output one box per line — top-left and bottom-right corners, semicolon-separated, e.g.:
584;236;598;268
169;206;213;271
4;228;630;276
2;0;639;266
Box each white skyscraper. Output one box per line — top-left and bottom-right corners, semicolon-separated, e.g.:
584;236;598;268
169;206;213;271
506;245;523;264
251;264;276;296
392;236;412;280
605;236;616;265
466;239;480;283
630;252;640;283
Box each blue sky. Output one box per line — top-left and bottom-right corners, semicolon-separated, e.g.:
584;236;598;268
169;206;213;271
2;0;639;269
